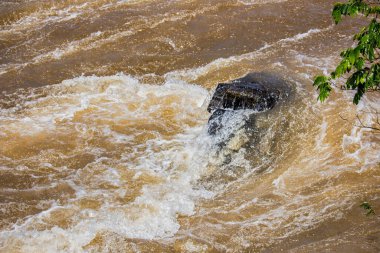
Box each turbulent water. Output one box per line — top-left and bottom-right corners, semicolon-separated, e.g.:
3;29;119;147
0;0;379;252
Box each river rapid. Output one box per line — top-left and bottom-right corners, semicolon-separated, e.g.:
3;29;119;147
0;0;379;252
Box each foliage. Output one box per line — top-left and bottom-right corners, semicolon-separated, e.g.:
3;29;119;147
313;0;380;104
360;201;375;215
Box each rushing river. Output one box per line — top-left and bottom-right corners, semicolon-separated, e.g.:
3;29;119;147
0;0;379;252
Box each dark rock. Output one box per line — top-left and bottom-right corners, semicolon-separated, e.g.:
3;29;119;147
207;109;226;135
207;72;292;135
200;72;295;190
207;82;279;113
207;73;287;113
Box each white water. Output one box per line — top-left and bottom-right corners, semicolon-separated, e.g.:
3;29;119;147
0;74;223;252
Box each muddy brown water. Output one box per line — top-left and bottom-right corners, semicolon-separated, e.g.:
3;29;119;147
0;0;379;252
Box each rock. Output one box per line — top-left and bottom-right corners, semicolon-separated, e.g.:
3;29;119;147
201;72;295;190
207;73;286;113
207;72;291;135
207;109;227;135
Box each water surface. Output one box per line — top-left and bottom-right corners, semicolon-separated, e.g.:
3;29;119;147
0;0;379;252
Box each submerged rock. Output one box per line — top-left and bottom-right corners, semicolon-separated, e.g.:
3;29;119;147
201;72;295;190
207;72;291;135
207;80;279;113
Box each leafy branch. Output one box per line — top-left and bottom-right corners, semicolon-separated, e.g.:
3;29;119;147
314;0;380;104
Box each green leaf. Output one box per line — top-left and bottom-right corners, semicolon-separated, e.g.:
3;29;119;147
360;202;375;216
354;57;364;70
313;75;332;102
348;51;356;64
315;1;380;104
332;4;343;24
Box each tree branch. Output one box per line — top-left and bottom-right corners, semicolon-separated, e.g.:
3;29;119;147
339;113;380;131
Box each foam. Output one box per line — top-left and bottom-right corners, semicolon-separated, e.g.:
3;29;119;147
0;2;89;33
0;4;218;76
0;73;218;252
237;0;288;5
165;26;333;82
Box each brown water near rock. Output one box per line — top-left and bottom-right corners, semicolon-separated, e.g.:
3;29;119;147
0;0;379;252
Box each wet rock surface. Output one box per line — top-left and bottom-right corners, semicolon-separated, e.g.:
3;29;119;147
201;72;295;190
207;79;279;113
207;72;292;135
